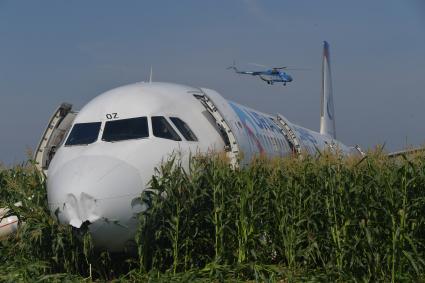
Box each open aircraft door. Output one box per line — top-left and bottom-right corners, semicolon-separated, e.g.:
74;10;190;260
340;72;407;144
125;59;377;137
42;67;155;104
193;89;241;168
34;103;77;176
0;102;75;239
275;114;302;155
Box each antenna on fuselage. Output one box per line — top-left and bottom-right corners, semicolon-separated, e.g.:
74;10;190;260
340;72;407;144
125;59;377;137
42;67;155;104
149;66;153;83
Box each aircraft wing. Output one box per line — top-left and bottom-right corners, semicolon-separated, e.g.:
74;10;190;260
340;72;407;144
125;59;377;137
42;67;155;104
388;147;425;158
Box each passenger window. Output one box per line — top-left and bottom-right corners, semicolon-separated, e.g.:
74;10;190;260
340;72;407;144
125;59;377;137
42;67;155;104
102;117;149;142
65;122;101;146
152;116;181;141
169;117;198;141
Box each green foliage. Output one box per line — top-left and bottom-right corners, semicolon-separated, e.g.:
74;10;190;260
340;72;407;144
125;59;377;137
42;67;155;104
0;161;92;282
137;152;425;282
1;152;425;282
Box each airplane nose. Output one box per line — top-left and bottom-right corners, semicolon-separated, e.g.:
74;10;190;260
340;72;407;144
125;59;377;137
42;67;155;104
47;156;146;251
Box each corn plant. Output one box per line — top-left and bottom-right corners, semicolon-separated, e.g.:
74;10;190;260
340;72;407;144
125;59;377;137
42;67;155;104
2;151;425;281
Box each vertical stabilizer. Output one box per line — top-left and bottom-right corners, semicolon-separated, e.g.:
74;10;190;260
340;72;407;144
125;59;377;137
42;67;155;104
320;41;336;139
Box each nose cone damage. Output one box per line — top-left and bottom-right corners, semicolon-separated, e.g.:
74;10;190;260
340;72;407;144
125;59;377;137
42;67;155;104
63;192;99;227
47;156;146;251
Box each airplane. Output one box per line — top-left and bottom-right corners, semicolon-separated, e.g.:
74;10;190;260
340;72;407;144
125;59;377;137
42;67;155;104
0;41;364;251
227;62;296;85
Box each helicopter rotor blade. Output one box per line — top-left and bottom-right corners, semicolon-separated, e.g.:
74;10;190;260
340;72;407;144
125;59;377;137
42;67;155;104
281;67;312;71
272;65;312;70
247;62;311;71
250;65;291;70
248;62;269;68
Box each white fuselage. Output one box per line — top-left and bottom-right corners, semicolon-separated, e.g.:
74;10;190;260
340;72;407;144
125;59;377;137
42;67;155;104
47;82;359;251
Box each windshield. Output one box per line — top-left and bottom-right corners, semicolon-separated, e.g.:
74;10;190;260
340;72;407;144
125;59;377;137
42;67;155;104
152;116;181;141
169;117;198;141
65;122;101;146
102;117;149;142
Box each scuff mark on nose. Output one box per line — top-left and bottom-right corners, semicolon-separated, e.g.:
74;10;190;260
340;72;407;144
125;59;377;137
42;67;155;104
81;192;100;223
64;194;81;228
64;192;101;228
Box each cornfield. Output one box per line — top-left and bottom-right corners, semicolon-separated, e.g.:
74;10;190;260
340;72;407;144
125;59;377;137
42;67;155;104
1;151;425;282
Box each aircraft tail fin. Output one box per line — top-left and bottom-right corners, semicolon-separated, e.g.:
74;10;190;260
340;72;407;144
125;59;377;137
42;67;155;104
320;41;336;139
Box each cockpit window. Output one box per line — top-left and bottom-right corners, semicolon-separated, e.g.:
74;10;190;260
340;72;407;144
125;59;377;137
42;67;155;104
152;116;181;141
65;122;101;146
170;117;198;141
102;117;149;142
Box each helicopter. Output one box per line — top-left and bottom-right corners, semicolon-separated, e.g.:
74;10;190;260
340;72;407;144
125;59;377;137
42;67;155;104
227;62;307;85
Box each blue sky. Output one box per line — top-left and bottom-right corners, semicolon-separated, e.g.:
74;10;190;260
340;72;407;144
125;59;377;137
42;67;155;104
0;0;424;164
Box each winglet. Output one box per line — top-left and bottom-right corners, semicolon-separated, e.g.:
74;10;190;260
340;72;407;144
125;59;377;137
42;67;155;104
320;41;336;139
